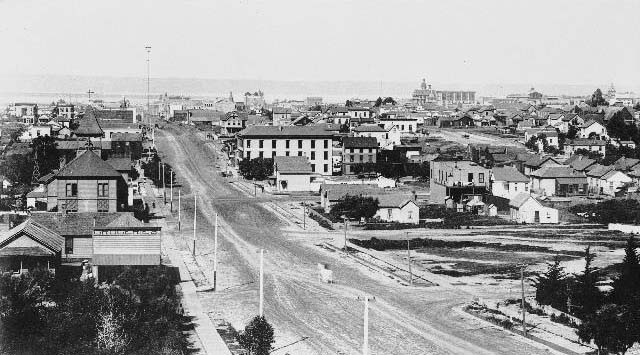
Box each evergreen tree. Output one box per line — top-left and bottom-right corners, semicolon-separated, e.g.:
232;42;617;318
612;236;640;305
238;316;274;355
534;255;568;311
572;246;602;318
577;304;637;355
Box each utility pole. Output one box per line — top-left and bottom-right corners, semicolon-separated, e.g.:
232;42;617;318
213;212;218;292
170;169;173;212
259;248;264;317
162;164;166;204
343;218;348;251
145;46;151;116
192;195;197;256
178;189;181;231
358;295;375;355
407;234;413;286
521;264;527;337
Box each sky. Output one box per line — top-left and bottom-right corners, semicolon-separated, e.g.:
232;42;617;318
0;0;639;87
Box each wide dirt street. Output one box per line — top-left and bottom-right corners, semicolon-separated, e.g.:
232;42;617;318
155;125;553;355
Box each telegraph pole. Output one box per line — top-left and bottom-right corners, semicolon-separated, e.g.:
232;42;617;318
520;264;527;337
192;195;197;256
358;295;375;355
162;164;166;204
259;248;264;317
407;234;413;286
170;169;173;212
213;212;218;292
178;189;181;231
343;218;348;251
145;46;151;115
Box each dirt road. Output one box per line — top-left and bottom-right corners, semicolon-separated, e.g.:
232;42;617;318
155;125;553;355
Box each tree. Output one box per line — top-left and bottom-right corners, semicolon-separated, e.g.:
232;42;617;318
588;88;609;107
238;316;274;355
382;97;397;105
567;125;578;139
374;97;383;107
345;100;353;107
611;236;640;305
330;195;379;221
339;123;350;133
577;304;637;355
571;246;602;318
238;157;273;180
607;113;631;141
534;255;568;311
32;135;60;177
525;136;539;151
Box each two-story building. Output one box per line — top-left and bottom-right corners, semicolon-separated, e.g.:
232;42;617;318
237;125;335;176
272;107;292;126
429;160;490;205
341;137;378;175
47;150;126;213
490;166;530;199
352;124;401;150
379;117;418;135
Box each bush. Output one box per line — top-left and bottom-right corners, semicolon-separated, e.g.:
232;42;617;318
238;316;274;355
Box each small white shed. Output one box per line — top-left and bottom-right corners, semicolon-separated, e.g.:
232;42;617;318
509;193;558;224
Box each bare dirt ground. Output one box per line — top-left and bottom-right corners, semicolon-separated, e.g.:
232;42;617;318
154;125;558;355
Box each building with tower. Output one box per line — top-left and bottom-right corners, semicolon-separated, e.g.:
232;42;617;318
412;79;476;106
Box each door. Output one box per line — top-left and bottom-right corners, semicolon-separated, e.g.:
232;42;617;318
534;211;540;223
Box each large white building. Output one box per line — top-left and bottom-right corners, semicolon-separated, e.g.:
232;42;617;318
237;125;336;175
379;117;418;134
352;124;401;150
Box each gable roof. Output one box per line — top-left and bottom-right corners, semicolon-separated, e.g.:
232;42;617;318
613;157;640;171
274;156;312;174
56;150;121;178
509;193;539;208
106;158;133;172
343;137;378;149
0;219;64;254
74;113;104;136
531;166;586;179
491;167;529;182
602;170;628;181
586;164;614;178
524;155;559;168
567;155;597;171
373;194;416;208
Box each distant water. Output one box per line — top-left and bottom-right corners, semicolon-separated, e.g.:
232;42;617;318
0;74;634;107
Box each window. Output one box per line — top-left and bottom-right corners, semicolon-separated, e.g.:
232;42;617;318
350;156;354;162
259;151;264;158
298;140;303;148
514;184;518;191
259;140;264;148
468;173;473;183
97;182;109;197
324;164;328;173
272;140;276;148
324;151;329;160
311;152;316;160
97;199;109;212
360;155;364;161
285;151;290;156
298;151;303;157
479;173;484;184
408;210;413;220
324;140;329;149
247;140;251;148
387;209;393;219
65;237;73;254
286;140;290;149
311;140;315;148
311;164;316;172
246;151;251;160
66;183;78;197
